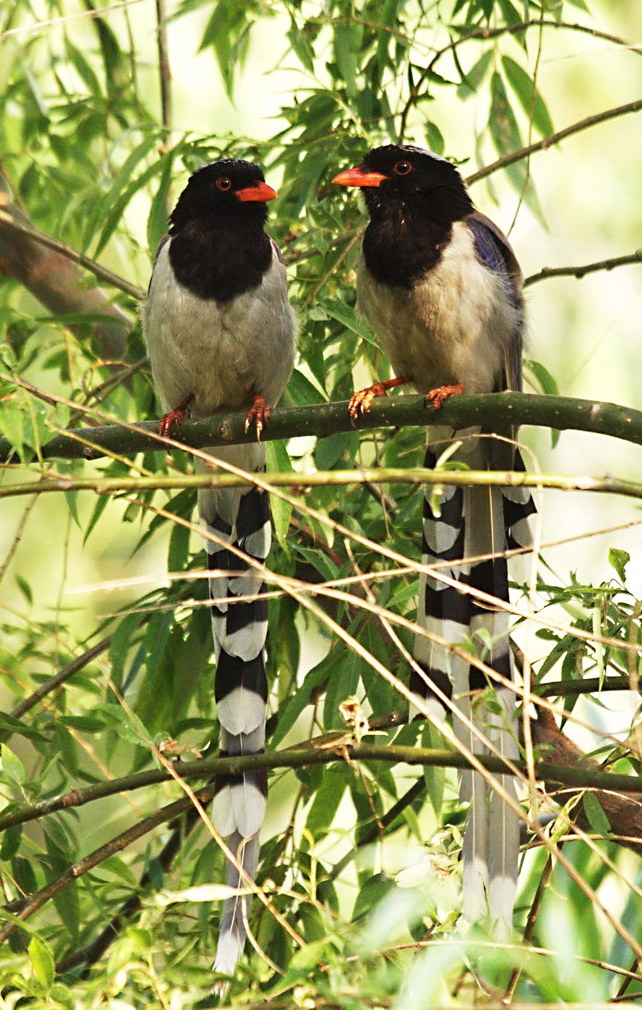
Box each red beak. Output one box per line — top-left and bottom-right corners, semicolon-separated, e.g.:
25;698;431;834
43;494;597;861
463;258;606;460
332;167;387;188
236;181;278;202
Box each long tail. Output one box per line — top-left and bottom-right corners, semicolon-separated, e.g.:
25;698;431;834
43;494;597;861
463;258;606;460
198;444;271;976
412;430;534;936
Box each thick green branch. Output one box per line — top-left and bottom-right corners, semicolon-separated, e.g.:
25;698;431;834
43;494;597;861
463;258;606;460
1;741;641;834
2;392;642;464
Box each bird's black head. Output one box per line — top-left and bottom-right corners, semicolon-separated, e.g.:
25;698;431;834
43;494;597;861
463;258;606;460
332;144;473;225
169;159;276;235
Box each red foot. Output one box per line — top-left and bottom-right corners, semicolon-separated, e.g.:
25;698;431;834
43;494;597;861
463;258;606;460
158;394;194;438
245;393;270;441
348;376;410;422
425;383;464;410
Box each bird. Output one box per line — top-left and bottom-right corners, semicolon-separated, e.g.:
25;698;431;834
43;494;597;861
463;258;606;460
142;158;296;977
332;144;535;936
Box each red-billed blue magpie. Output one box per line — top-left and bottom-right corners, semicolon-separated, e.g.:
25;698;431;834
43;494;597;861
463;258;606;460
142;159;296;976
333;144;534;936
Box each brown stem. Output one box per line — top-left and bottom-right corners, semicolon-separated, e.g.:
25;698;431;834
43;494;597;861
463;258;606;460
467;100;642;185
525;250;642;286
0;171;134;360
0;785;217;946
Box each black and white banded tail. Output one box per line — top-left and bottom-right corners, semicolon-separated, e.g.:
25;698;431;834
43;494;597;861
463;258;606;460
412;429;534;935
199;445;271;975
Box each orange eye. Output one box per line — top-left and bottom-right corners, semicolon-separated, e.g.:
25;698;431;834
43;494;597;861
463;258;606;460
393;160;413;176
216;176;232;192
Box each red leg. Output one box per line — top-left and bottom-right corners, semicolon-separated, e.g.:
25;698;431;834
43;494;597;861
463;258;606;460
425;383;464;410
245;393;271;441
348;376;410;422
159;394;194;438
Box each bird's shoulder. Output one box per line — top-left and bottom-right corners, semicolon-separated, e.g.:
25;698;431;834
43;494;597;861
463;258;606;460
464;211;523;292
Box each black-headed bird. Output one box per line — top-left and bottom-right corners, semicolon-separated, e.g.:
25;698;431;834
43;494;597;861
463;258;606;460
142;158;296;976
333;144;534;936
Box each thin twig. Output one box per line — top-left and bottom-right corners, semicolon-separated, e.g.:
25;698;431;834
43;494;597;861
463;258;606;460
2;465;642;502
155;0;172;148
6;635;112;725
399;18;640;138
466;100;642;185
0;786;218;946
0;208;143;299
525;250;642;286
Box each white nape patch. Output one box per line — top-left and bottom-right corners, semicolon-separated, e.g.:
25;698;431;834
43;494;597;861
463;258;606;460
218;691;267;739
217;618;268;662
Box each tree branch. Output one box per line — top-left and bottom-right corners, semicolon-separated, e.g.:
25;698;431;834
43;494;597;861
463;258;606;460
0;784;217;946
466;100;642;185
0;172;135;359
399;18;640;138
2;741;641;835
524;250;642;286
2;391;642;464
4;635;112;728
3;466;642;502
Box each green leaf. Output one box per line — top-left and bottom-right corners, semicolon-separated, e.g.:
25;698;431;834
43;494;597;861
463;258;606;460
457;50;493;98
608;547;630;583
28;936;54;991
502;56;554;136
0;744;26;785
352;872;395;921
306;764;348;838
147;153;174;254
582;792;611;837
266;439;293;550
524;358;559;397
489;70;522;157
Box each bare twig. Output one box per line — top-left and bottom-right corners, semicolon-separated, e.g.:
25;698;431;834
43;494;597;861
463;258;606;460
466;100;642;185
525;250;642;286
6;635;112;726
155;0;173;148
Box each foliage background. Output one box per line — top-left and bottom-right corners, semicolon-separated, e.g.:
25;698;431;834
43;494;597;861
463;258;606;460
0;0;641;1006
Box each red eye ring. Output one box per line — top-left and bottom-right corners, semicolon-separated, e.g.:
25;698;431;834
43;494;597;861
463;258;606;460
216;176;232;192
393;160;413;176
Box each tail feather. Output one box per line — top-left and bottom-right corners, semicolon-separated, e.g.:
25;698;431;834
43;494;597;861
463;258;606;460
212;833;260;976
413;434;532;935
199;445;271;976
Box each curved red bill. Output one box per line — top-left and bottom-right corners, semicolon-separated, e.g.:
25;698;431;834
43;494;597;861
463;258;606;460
236;181;278;202
332;167;386;188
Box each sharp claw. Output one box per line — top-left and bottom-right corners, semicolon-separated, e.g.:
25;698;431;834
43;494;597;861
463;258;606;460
425;383;464;410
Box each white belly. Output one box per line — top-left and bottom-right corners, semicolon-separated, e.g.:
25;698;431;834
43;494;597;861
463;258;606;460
142;242;296;418
356;221;519;395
